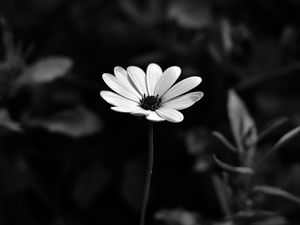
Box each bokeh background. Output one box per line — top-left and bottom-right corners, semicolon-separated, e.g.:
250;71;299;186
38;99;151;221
1;0;300;225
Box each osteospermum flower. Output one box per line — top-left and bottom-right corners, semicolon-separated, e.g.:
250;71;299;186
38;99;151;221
100;63;203;123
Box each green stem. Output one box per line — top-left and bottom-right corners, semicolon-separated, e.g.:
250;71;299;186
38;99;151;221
212;174;231;219
140;122;154;225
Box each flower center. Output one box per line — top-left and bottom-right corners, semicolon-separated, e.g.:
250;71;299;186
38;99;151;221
140;95;161;111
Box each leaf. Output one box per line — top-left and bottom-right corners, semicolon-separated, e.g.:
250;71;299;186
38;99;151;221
0;108;22;132
25;105;103;137
194;157;212;172
119;0;162;26
17;57;73;85
212;131;238;153
155;208;199;225
0;17;23;63
212;174;231;218
213;155;253;175
229;210;287;225
227;89;257;153
167;0;212;29
257;117;289;143
253;185;300;206
272;126;300;152
257;126;300;166
0;18;24;97
185;127;211;155
252;215;287;225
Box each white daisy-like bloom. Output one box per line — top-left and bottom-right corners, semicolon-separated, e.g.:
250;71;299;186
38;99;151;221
100;63;203;123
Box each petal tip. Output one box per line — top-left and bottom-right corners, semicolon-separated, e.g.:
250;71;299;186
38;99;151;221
156;108;184;123
196;76;202;84
114;66;126;73
127;65;139;71
100;90;110;99
99;90;105;96
197;91;204;98
172;115;184;123
148;63;158;67
102;73;113;82
171;66;181;74
192;92;204;103
199;91;204;99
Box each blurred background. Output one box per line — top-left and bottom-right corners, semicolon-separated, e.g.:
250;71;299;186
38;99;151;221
1;0;300;224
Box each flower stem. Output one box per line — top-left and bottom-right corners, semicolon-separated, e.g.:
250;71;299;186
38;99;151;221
140;122;154;225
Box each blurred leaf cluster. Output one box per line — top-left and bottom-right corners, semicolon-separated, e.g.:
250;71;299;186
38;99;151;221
0;18;102;137
157;91;300;225
211;90;300;225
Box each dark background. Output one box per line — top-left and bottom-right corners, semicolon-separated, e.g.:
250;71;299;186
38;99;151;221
1;0;300;225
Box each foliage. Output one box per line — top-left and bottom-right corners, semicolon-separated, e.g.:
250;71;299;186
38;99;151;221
211;90;300;225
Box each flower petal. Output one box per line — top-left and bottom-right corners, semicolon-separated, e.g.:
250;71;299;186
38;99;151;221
162;92;203;110
111;106;150;116
114;66;127;79
100;91;138;109
111;106;137;113
146;111;165;122
130;108;151;116
154;66;181;97
156;107;184;123
102;73;140;102
127;66;148;95
113;67;142;98
162;76;202;101
146;63;163;95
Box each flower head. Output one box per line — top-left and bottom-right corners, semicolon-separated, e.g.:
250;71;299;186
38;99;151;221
100;63;203;123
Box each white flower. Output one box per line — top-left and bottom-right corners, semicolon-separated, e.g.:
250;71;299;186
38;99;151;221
100;63;203;123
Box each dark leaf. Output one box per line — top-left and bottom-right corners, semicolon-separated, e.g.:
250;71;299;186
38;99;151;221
25;105;103;137
155;208;199;225
185;127;211;155
252;215;287;225
253;185;300;206
194;157;212;172
257;126;300;166
0;108;21;132
167;0;212;29
257;117;289;143
213;155;253;175
16;57;73;86
212;131;238;153
212;174;232;218
119;0;162;26
227;89;257;154
230;210;287;225
272;126;300;152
